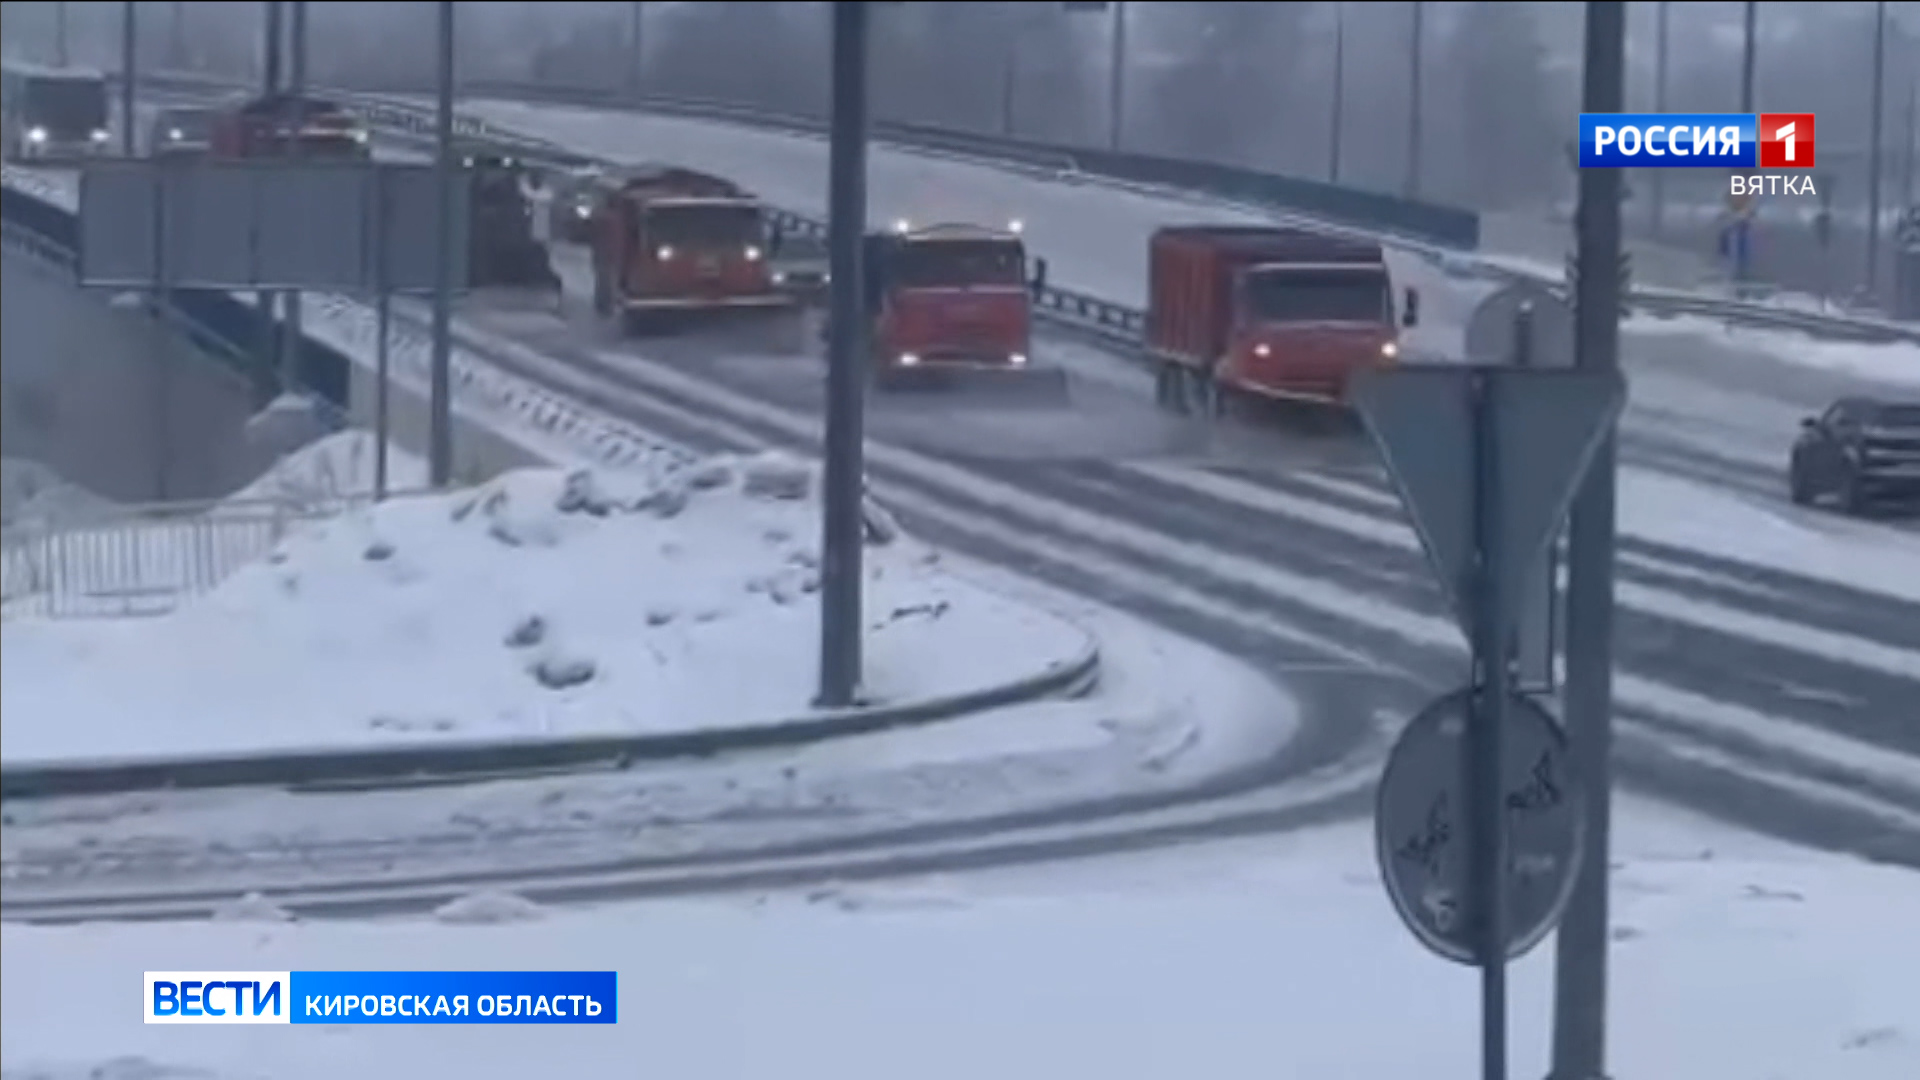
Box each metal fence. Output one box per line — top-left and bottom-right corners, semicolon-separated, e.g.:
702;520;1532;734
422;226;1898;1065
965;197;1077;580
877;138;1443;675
1;490;431;620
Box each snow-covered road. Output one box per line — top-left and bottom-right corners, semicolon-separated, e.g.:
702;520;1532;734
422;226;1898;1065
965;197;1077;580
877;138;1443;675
5;801;1914;1080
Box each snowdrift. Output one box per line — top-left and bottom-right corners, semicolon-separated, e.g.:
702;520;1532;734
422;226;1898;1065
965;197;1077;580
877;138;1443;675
1;453;1091;763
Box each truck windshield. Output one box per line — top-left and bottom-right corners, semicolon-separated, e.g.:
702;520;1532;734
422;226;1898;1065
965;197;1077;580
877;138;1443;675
24;78;107;134
1242;269;1389;323
646;204;763;249
889;240;1025;289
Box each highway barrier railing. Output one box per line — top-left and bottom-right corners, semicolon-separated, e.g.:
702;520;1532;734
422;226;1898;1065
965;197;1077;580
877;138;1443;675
126;69;1919;344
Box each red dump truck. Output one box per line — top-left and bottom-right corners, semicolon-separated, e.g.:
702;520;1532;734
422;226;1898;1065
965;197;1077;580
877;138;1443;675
208;92;370;160
1144;225;1419;415
589;165;791;334
858;221;1058;393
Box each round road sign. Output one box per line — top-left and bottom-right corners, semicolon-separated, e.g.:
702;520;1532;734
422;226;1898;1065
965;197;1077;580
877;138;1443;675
1374;688;1583;966
1464;283;1574;369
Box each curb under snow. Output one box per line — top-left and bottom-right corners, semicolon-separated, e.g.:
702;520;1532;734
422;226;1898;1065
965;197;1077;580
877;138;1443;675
0;631;1099;800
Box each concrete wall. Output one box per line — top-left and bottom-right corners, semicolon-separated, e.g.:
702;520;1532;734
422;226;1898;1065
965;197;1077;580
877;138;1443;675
1;244;279;504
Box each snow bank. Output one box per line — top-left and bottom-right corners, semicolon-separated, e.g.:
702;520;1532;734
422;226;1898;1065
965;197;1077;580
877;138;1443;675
1624;312;1920;390
1623;470;1920;605
0;454;1092;764
3;812;1913;1080
226;430;430;511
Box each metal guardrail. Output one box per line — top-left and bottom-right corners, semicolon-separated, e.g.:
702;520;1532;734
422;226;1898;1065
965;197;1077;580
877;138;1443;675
69;71;1920;347
1;490;437;621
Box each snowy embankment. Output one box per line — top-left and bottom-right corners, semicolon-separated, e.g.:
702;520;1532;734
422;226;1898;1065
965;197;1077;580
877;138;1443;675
0;454;1093;764
4;803;1914;1080
226;429;430;510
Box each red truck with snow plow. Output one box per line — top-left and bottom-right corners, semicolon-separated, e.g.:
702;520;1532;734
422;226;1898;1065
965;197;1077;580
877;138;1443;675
589;165;792;335
1144;225;1419;415
857;221;1058;393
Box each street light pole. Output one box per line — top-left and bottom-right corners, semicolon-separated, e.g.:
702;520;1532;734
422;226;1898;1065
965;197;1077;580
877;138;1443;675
1406;0;1424;199
1330;1;1346;184
1106;1;1127;151
818;0;872;710
429;0;456;487
1735;0;1757;285
1866;0;1888;301
1651;0;1669;237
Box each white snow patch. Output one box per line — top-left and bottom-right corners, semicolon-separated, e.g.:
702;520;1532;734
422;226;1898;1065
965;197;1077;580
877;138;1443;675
3;806;1914;1080
432;889;546;926
208;893;295;924
227;431;430;510
0;456;1092;764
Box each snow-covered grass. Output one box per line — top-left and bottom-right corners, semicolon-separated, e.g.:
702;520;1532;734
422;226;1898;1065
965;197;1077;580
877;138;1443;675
227;430;431;510
3;802;1914;1080
0;454;1093;764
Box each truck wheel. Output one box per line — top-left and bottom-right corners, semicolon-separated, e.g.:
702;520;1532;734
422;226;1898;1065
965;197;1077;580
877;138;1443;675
592;276;612;317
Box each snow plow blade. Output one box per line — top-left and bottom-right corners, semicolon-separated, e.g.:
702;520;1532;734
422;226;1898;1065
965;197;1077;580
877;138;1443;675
873;363;1071;405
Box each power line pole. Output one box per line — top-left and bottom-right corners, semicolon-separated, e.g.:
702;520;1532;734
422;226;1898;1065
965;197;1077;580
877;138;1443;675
1330;1;1346;184
1866;0;1888;301
1548;5;1627;1080
1406;0;1425;199
429;0;456;487
54;1;69;67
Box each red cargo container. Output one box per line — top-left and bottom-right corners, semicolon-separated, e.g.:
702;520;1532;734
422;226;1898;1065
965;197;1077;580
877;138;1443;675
1145;224;1418;413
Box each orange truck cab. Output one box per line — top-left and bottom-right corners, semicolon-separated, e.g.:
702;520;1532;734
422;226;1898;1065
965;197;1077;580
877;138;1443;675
862;222;1048;389
1145;225;1418;414
589;166;790;334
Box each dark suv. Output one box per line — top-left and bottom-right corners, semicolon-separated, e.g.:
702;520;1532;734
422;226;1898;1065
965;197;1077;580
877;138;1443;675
1789;398;1920;515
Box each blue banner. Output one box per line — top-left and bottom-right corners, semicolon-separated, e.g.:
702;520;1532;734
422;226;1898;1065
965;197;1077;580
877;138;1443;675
1579;113;1756;169
288;971;617;1024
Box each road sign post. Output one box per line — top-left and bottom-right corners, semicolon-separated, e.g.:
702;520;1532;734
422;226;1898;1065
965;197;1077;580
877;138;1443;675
1352;363;1624;1080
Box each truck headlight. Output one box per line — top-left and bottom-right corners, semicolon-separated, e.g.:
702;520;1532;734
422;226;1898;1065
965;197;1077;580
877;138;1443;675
167;128;184;141
90;128;110;143
1009;353;1028;366
744;245;763;262
656;245;675;261
352;130;369;143
27;127;48;144
1253;343;1271;358
573;203;592;218
899;353;921;367
1380;341;1400;359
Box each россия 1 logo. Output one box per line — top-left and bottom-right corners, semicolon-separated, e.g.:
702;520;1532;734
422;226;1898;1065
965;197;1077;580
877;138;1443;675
1579;113;1816;170
1579;112;1818;196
